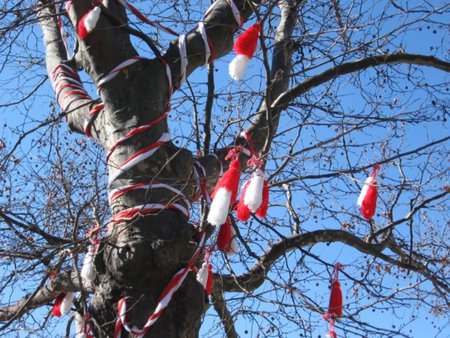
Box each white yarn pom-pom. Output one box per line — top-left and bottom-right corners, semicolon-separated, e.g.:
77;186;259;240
244;169;264;212
60;292;74;316
229;54;250;81
207;188;231;226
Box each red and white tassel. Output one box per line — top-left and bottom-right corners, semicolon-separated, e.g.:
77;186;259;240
51;292;74;317
323;264;344;338
217;218;238;254
81;244;95;281
196;261;213;295
229;22;261;80
207;152;241;226
236;168;269;221
357;164;379;220
78;7;101;40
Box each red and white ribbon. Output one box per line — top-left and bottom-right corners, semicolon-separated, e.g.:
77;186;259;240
114;232;206;338
196;22;212;65
96;56;143;91
109;182;190;209
84;102;104;138
108;132;171;185
105;113;168;162
178;34;188;86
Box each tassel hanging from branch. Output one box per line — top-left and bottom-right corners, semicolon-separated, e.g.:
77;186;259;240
51;292;74;317
217;218;238;254
323;263;344;338
357;164;380;220
207;147;242;226
229;22;261;80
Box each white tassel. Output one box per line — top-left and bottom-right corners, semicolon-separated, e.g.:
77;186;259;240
80;247;95;281
229;55;250;81
84;7;101;33
357;176;375;206
207;188;231;226
74;312;87;338
60;292;74;316
196;262;209;289
244;169;264;212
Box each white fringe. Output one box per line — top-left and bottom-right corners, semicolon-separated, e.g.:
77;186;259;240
207;188;231;226
244;169;264;212
80;247;95;281
229;54;250;80
60;292;74;316
196;263;208;290
74;312;87;338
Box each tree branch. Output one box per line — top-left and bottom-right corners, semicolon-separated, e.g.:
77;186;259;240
272;52;450;111
0;271;89;323
218;229;449;294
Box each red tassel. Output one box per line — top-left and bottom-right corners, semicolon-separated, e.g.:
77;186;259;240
236;169;269;221
229;23;261;80
324;264;343;320
217;218;237;254
236;180;251;221
205;263;213;295
217;218;232;251
255;179;269;218
328;279;343;318
78;7;101;40
357;165;379;220
207;156;241;226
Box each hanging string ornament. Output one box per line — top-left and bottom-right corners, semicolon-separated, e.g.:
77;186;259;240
236;164;269;221
216;218;238;254
51;292;74;317
207;147;242;226
78;6;101;40
196;249;213;295
323;263;344;338
81;226;100;282
357;164;379;220
229;22;261;80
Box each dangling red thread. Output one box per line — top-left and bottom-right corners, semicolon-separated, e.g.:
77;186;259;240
357;164;379;220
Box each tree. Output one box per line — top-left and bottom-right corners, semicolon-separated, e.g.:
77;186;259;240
0;0;448;337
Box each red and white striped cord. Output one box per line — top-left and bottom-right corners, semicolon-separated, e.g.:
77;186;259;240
105;113;168;162
113;232;206;338
96;56;143;91
51;64;91;111
84;103;105;138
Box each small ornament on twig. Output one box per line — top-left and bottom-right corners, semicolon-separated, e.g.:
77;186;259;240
51;292;74;317
323;263;344;338
196;249;213;295
357;164;379;220
236;153;269;222
229;22;261;80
